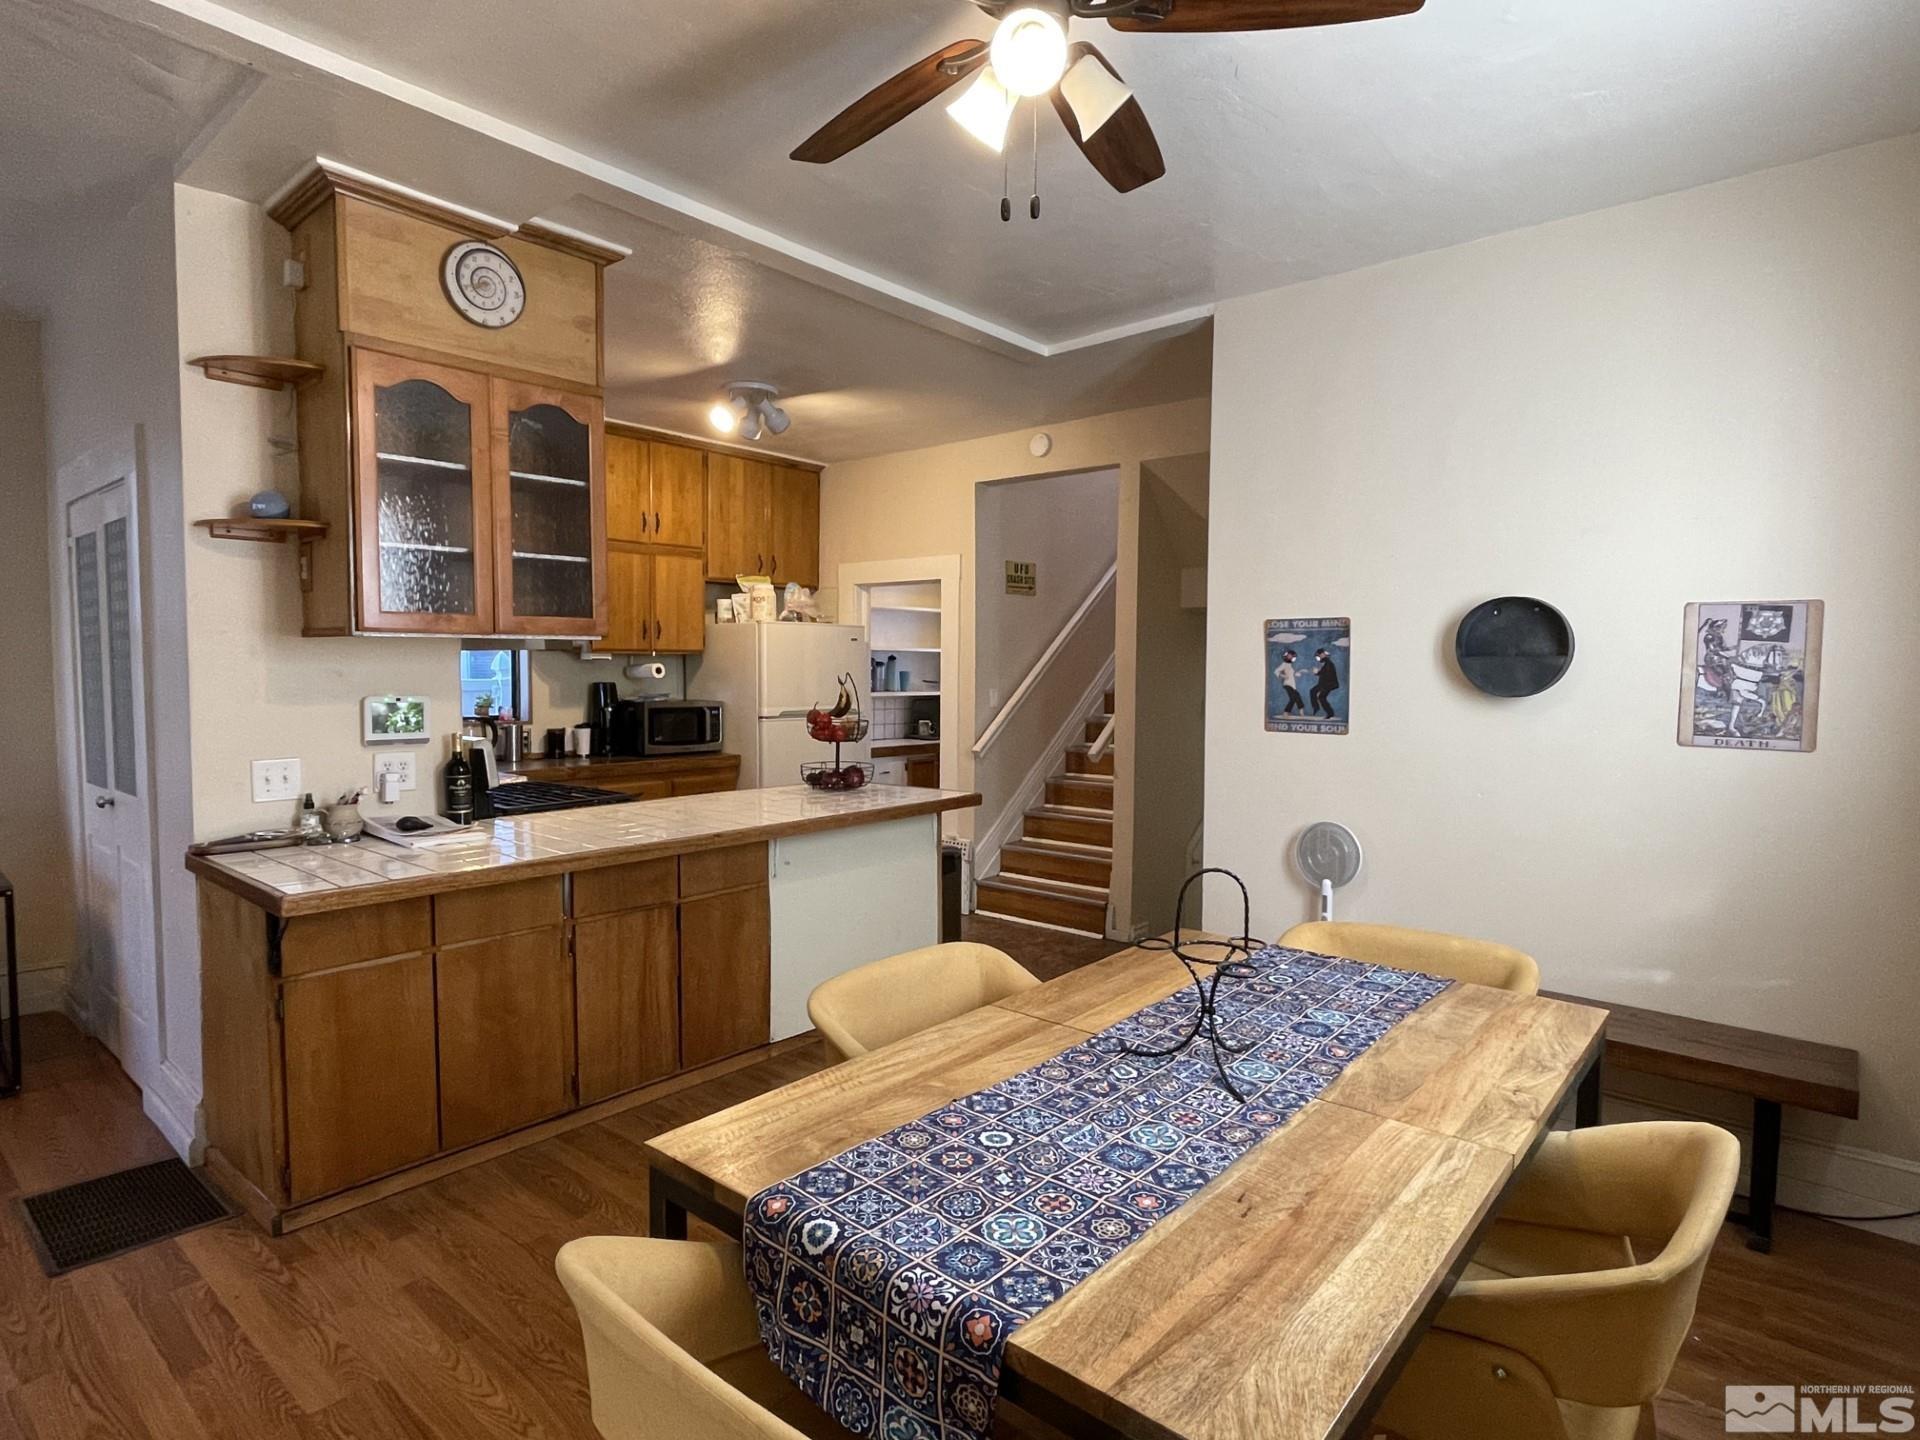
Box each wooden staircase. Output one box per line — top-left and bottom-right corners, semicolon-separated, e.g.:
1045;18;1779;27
975;690;1114;937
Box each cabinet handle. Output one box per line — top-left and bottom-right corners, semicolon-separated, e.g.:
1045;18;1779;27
769;553;777;576
640;511;648;533
655;510;661;533
654;617;662;642
756;553;764;572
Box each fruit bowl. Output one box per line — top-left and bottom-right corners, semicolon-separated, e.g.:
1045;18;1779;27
801;761;875;792
805;714;870;745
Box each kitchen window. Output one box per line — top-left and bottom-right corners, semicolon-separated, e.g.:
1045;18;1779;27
460;647;529;719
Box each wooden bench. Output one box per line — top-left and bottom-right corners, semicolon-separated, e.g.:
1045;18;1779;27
1546;990;1860;1252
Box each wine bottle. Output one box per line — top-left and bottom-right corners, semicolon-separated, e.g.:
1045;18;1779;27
443;734;474;824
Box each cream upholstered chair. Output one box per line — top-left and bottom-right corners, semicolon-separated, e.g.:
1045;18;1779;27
1374;1121;1741;1440
1279;921;1541;995
557;1236;855;1440
807;942;1041;1062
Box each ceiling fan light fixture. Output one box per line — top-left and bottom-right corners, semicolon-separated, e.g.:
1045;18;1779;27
990;7;1069;97
947;67;1017;152
1060;51;1131;139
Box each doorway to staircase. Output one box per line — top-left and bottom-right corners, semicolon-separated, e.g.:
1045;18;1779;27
975;685;1115;935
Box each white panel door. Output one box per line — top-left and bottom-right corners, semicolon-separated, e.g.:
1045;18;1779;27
65;480;159;1086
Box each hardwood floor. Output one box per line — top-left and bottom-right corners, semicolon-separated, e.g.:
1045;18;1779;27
2;957;1915;1439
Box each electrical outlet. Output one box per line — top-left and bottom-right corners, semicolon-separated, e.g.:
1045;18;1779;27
251;758;301;803
372;753;417;793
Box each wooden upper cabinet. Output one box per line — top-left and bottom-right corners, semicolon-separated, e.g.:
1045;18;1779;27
351;349;497;634
489;379;606;636
768;465;820;589
605;434;649;544
599;545;652;652
706;454;818;585
275;165;622;638
649;442;707;550
706;454;772;581
653;552;707;652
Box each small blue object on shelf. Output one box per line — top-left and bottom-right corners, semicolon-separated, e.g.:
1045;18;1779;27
896;670;911;690
248;490;292;519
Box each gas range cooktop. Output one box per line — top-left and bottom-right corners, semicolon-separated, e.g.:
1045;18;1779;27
486;781;633;815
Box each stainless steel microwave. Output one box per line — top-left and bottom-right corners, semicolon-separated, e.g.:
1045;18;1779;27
634;700;723;755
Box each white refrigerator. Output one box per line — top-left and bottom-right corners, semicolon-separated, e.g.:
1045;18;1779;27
693;622;872;789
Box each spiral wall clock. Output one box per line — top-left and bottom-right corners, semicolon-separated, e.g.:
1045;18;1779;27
440;241;526;328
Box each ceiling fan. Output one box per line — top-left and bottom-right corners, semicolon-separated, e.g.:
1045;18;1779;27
792;1;1424;200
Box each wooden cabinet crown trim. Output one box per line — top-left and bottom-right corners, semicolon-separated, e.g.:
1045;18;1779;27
605;419;823;474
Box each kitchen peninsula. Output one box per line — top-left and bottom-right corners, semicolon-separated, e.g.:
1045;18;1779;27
189;785;977;1232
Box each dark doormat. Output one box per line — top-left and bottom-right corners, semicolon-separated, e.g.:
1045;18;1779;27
18;1158;232;1275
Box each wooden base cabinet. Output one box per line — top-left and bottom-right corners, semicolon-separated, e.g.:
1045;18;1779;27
198;839;775;1231
437;927;575;1149
681;883;772;1069
281;953;439;1203
575;905;679;1103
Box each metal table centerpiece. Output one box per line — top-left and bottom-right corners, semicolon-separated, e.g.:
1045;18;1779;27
1119;867;1266;1101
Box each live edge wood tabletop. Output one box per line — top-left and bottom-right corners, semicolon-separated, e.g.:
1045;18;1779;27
644;936;1607;1440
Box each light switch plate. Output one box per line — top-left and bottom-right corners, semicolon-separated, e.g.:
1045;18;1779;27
372;753;417;793
251;758;300;803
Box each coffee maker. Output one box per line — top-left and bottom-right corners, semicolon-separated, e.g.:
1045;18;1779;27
588;681;618;757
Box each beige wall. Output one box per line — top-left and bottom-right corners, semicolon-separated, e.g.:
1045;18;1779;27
35;172;200;1149
0;307;75;1007
1128;463;1208;936
176;187;465;841
821;397;1211;854
1206;136;1920;1171
972;468;1119;734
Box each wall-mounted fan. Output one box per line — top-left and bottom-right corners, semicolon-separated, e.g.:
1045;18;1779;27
792;1;1424;200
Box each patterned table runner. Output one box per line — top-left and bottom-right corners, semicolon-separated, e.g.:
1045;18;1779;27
741;946;1453;1440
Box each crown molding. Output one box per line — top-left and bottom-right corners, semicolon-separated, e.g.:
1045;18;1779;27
138;0;1210;358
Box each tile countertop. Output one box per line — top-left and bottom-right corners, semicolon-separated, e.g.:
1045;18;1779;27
186;785;980;918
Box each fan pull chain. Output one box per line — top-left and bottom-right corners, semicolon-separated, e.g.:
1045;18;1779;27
1000;112;1012;222
1029;102;1041;220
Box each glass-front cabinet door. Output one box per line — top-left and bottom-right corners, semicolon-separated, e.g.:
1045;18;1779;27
490;379;606;636
351;350;495;633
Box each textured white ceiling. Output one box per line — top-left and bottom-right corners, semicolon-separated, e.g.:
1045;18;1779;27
124;0;1920;344
0;0;251;267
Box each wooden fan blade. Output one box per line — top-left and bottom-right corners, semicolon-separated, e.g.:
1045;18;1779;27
1051;45;1165;193
1109;0;1421;33
791;40;989;163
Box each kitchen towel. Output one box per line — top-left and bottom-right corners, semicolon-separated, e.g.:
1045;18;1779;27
740;946;1452;1440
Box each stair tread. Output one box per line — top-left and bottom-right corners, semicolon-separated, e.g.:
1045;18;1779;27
1029;804;1113;818
1051;772;1113;785
981;873;1109;898
1003;838;1114;856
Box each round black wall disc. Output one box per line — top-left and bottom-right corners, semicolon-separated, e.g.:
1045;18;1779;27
1455;597;1574;697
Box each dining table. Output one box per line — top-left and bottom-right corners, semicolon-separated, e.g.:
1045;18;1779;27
642;934;1608;1440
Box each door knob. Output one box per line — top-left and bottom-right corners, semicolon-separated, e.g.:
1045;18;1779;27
94;795;114;809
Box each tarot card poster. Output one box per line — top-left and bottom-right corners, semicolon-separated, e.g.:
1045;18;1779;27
1266;618;1350;735
1679;601;1823;752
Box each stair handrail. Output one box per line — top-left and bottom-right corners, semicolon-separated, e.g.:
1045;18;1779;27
974;561;1117;756
1086;710;1117;763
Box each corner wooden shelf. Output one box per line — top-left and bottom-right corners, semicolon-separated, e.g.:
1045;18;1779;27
189;355;325;391
195;517;329;544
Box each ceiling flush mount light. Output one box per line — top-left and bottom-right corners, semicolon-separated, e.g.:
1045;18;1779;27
946;67;1018;153
989;7;1068;98
713;382;790;444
